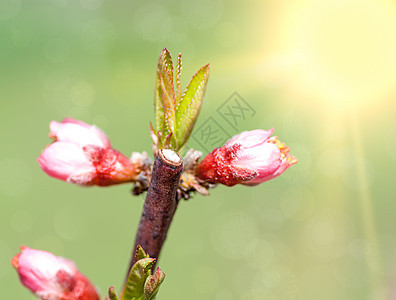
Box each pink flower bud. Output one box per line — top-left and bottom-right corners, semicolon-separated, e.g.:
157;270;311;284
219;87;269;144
38;118;137;186
196;129;297;186
11;246;100;300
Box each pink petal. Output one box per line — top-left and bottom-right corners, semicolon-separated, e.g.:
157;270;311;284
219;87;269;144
243;156;293;185
262;158;293;181
235;142;281;179
197;127;296;186
12;246;100;300
49;120;111;148
89;125;112;148
225;129;274;148
16;247;77;295
38;142;96;182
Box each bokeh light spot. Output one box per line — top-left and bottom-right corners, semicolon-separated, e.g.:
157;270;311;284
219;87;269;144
81;19;116;55
211;210;258;260
181;0;223;30
244;238;274;269
280;187;314;221
134;4;172;42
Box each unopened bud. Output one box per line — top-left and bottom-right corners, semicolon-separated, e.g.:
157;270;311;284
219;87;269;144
196;129;297;186
12;246;100;300
38;118;137;186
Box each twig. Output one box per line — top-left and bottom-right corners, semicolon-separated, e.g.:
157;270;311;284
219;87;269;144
127;149;183;276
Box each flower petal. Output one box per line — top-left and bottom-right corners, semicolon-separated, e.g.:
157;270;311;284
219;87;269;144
12;246;100;300
50;119;111;148
38;142;96;182
197;128;296;186
235;142;281;177
243;158;293;185
225;129;274;148
16;247;77;295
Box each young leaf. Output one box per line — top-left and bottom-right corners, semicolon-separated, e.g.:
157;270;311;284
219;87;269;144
175;64;210;149
159;73;177;148
154;70;165;137
158;48;175;101
144;268;166;300
162;131;174;149
134;245;149;262
175;53;182;106
149;122;160;148
108;286;119;300
154;48;175;139
121;258;156;300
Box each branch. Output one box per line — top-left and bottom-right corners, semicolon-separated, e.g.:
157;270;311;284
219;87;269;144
127;149;183;276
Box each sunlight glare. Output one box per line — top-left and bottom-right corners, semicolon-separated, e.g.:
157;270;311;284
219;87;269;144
258;0;396;109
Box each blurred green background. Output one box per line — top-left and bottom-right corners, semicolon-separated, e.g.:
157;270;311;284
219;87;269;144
1;0;396;299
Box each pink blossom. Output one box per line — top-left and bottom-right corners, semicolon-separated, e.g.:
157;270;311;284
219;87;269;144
38;118;137;186
11;246;100;300
49;117;111;149
196;128;297;186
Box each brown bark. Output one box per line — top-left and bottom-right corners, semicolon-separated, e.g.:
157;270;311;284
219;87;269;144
127;149;183;275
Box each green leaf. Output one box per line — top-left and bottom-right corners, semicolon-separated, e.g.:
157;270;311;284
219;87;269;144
162;131;174;149
134;245;149;262
154;48;177;149
175;64;210;149
175;53;182;106
108;286;119;300
159;73;177;148
154;71;165;138
153;48;211;152
144;268;166;300
121;258;156;300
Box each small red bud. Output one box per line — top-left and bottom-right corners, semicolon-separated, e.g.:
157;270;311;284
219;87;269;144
11;246;100;300
196;129;297;186
38;118;137;186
